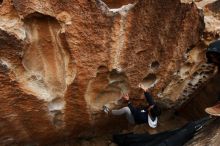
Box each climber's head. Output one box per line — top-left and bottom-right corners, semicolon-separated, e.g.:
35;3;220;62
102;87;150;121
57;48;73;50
206;40;220;65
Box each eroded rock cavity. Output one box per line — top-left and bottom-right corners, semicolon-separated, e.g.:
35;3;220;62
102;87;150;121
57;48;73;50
85;67;129;113
22;14;76;127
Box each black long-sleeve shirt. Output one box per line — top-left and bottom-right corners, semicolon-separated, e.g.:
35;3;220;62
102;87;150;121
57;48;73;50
128;92;155;124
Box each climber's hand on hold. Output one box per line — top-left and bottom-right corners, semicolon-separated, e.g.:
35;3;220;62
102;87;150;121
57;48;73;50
122;93;130;101
138;83;148;92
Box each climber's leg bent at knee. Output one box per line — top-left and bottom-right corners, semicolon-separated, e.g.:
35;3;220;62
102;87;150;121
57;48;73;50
112;107;135;124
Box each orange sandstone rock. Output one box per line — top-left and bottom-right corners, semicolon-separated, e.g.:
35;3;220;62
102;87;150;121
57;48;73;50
1;0;219;145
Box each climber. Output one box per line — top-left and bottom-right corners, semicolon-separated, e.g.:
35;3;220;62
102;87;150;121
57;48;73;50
205;40;220;116
103;83;161;128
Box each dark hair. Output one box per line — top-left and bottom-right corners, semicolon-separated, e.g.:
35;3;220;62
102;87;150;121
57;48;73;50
206;40;220;64
206;52;220;64
150;105;161;118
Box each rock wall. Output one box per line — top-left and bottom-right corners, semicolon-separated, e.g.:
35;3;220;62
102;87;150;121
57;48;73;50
0;0;219;145
186;118;220;146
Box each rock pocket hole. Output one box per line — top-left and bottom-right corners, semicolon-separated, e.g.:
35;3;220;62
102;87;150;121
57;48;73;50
97;65;109;74
151;61;160;70
0;0;3;5
141;73;157;89
108;69;128;83
101;0;137;9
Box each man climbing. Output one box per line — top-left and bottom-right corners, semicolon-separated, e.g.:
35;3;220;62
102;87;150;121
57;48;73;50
103;83;161;128
205;40;220;116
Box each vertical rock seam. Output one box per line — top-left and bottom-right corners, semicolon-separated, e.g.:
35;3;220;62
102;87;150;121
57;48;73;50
96;0;136;71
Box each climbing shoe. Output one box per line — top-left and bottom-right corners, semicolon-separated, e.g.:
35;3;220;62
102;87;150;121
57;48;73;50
103;105;110;114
